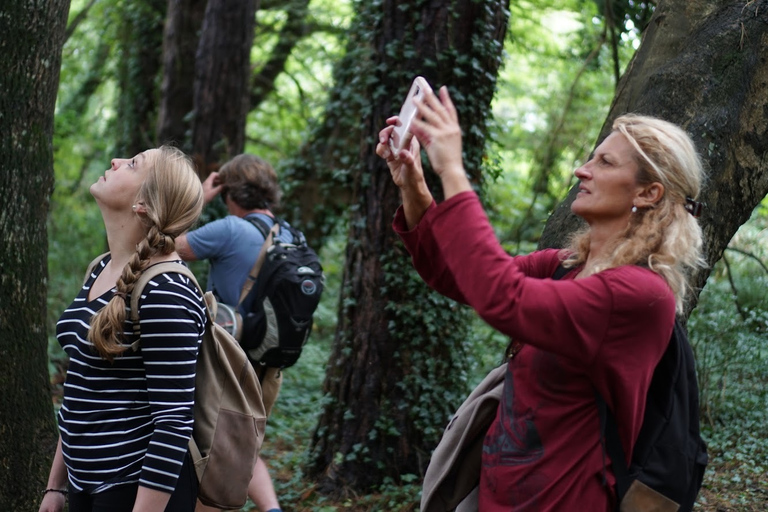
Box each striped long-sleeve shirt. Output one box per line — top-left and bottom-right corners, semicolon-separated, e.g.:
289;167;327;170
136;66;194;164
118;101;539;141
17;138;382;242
56;255;206;494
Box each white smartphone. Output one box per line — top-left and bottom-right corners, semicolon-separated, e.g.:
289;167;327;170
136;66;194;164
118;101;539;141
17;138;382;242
389;76;433;157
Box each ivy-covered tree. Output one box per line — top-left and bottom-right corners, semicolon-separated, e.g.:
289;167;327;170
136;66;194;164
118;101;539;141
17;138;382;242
0;0;71;508
303;0;511;495
540;0;768;318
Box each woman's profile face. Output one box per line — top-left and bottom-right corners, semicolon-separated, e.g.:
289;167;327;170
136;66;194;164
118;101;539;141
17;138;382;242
570;132;645;230
91;149;158;211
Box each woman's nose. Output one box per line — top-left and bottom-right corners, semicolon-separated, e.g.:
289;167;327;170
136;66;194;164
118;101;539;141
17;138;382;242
111;158;123;169
573;164;589;179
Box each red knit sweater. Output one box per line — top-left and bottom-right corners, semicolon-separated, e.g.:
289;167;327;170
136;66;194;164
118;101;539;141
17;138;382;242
394;191;675;511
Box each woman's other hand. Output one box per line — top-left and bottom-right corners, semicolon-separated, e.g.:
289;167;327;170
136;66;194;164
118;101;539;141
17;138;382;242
38;490;66;512
376;118;433;229
376;119;426;190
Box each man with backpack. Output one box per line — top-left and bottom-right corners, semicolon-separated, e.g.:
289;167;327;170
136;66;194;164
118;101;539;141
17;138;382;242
177;153;305;512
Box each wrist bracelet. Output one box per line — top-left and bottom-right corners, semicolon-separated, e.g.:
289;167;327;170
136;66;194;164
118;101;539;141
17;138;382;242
42;488;68;497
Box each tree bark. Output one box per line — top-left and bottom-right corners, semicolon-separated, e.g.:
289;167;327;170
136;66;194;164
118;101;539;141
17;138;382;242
306;0;510;495
113;0;167;158
191;0;257;175
539;0;768;316
156;0;207;150
0;0;71;508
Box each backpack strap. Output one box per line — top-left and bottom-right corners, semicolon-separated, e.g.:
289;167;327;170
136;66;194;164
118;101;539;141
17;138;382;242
596;390;630;506
239;214;305;306
128;261;205;350
238;218;281;306
82;252;110;285
246;214;304;245
552;264;572;281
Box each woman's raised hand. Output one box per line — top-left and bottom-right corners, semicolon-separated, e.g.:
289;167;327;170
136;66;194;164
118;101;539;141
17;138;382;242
376;119;427;191
410;86;471;199
376;118;433;229
410;87;464;176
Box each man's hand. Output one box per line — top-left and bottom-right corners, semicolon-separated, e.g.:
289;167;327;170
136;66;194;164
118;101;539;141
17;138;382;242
202;171;223;204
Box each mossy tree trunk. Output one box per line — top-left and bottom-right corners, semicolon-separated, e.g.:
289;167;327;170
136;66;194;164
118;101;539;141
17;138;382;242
191;0;257;175
539;0;768;318
0;0;71;509
305;0;510;496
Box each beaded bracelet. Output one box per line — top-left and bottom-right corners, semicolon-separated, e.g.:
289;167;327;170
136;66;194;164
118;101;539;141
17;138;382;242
42;488;68;497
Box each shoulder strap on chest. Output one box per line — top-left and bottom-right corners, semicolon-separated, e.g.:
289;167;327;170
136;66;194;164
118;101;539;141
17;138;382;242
238;223;280;305
129;261;203;327
246;214;303;245
83;252;110;285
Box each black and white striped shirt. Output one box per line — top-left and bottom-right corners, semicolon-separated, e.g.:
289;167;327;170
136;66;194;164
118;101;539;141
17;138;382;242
56;255;205;494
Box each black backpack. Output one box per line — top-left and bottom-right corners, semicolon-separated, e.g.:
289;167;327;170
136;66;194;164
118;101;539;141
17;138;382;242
597;319;708;511
237;216;324;369
554;265;708;511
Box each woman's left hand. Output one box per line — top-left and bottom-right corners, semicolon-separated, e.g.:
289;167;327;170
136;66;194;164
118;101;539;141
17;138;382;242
376;118;433;229
376;120;426;190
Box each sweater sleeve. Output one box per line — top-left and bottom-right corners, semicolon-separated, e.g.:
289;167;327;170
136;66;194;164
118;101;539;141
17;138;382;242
135;272;206;493
399;191;675;366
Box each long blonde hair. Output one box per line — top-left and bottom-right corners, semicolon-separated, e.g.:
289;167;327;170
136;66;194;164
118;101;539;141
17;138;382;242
562;114;707;313
89;146;204;360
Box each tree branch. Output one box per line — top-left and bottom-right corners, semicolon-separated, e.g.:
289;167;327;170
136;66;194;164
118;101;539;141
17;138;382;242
65;0;99;43
725;246;768;274
722;253;748;321
250;0;310;111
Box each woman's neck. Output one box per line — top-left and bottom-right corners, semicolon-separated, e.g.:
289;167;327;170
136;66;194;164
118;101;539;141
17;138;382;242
581;225;624;277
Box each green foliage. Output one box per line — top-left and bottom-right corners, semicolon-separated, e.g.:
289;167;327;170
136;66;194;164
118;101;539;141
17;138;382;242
688;205;768;505
487;1;641;254
49;0;125;331
381;247;475;440
246;0;352;165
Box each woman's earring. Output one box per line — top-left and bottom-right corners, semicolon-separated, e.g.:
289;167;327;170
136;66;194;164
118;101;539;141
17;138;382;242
631;205;638;213
132;204;137;212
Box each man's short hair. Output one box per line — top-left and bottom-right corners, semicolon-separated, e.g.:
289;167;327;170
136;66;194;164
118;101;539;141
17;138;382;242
219;154;282;210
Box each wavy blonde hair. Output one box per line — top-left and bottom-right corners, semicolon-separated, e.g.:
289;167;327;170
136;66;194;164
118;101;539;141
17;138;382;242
89;146;204;361
562;114;707;313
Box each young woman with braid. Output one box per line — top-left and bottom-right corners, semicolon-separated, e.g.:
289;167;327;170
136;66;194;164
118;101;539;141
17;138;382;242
40;147;206;512
376;87;706;511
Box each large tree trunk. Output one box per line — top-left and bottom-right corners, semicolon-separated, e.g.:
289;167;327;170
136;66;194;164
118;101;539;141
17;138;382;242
113;0;167;157
539;0;768;317
156;0;207;150
191;0;257;175
0;0;70;508
306;0;510;495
